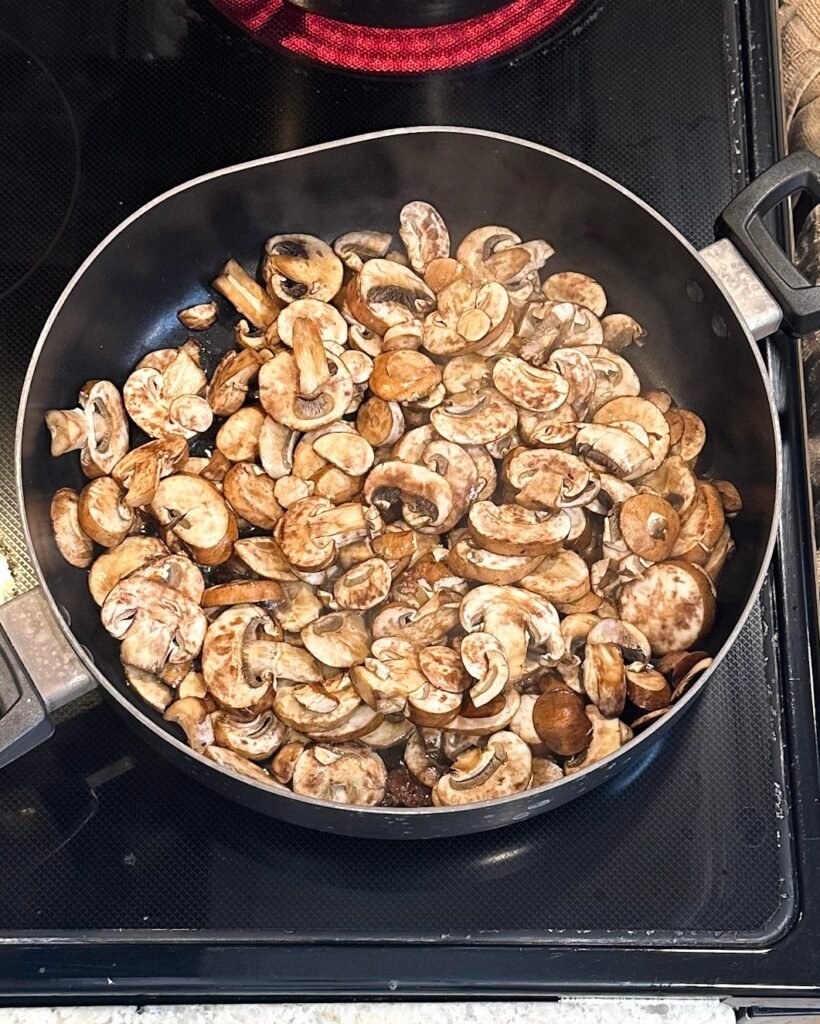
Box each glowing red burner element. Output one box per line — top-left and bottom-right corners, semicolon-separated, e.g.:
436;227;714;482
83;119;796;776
210;0;581;73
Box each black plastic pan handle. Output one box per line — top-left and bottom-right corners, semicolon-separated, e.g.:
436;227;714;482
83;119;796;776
717;149;820;335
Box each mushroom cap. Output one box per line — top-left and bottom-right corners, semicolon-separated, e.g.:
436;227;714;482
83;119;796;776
617;560;716;656
264;233;344;304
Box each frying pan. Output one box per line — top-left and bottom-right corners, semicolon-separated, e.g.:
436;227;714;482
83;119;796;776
1;127;817;839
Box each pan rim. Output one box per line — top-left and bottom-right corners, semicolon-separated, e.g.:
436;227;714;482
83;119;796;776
16;125;783;823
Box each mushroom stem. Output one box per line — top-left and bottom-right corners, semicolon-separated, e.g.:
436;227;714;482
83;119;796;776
292;317;331;396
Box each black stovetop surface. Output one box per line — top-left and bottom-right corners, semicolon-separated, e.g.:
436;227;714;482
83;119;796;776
1;0;820;1005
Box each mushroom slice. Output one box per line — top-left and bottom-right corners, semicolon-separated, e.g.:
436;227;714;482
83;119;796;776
202;605;280;708
399;201;450;273
258;349;352;432
582;640;626;718
492;356;569;413
347;259;436;334
259;417;297;480
313;432;374;477
216;406;265;463
670;482;725;565
460;585;563;681
265;580;321;632
333;558;391;610
363;461;453;532
51;488;93;568
420;439;479;533
233;537;298;581
129;553;205;604
360;715;414;750
509;693;542;747
431;387;517;446
275;475;314;509
564;707;632;774
333;230;392;272
203;745;281;785
264;234;344;304
582;348;641;410
45;407;88;456
390;424;438;463
151;474;237;565
618;560;716;656
276;298;348;348
212;708;287;760
601;313;646;353
519;549;590;605
112;436;189;508
418;646;469;694
88;535;168;605
271;739;308;784
424;256;472;294
164;697;215;752
404;728;449;786
310;703;384;743
625;665;671;710
518;301;603;362
407;683;462;727
274;682;362;734
594;397;670;474
371;592;461;648
673;409;707;463
703;524;734;583
575;423;653;480
456;224;520;278
506;449;600;510
178;301;218;331
275;497;372;572
222;462;283;530
213;258;280;328
292;744;387;805
618;493;680;562
207;349;263;417
77;477;134;548
356;397;405;448
123;664;173;713
202;580;284;608
83;380;129;474
468;502;571;557
370;350;442;402
433;732;531;806
542;272;607;316
586;618;652;663
447;535;543;585
244;641;323;686
460;632;509;707
637;455;698;516
301;611;370;668
517;407;577;448
713;479;743;518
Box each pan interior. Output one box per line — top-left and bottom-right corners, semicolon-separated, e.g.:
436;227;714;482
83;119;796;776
20;129;777;774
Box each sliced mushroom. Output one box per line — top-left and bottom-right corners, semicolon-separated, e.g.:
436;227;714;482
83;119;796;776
637;455;698;516
370;350;442;403
88;535;168;605
311;431;374;478
460;631;509;707
271;739;309;783
275;497;372;572
430;387;517;446
518;301;602;362
270;580;323;632
420;439;479;533
222;462;283;530
216;406;265;463
264;234;344;304
593;396;670;475
371;591;461;648
333;558;391;610
258;348;352;432
564;706;632;774
670;482;725;565
363;460;453;532
406;683;463;728
51;488;93;568
601;313;646;353
447;535;543;585
292;743;387;805
404;728;449;787
123;664;173;713
532;679;592;755
625;665;671;710
112;436;189;507
212;707;287;760
207;349;263;417
233;537;297;580
77;477;134;548
301;611;370;667
575;423;653;480
346;258;436;335
82;380;129;474
201;605;281;708
130;553;205;604
201;579;284;608
258;417;297;481
276;299;347;349
582;640;626;718
274;681;362;734
213;258;280;328
333;230;392;272
468;502;571;557
45;408;88;456
418;645;469;694
164;697;214;751
275;474;314;508
399;201;450;273
506;449;600;509
542;272;606;316
433;731;532;806
151;474;237;565
712;479;743;518
204;745;280;785
360;715;414;750
618;493;680;562
356;398;405;448
618;560;716;655
492;356;569;413
178;301;218;331
519;549;590;605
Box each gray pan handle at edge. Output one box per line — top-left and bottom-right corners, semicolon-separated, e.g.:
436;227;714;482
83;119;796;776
0;587;95;768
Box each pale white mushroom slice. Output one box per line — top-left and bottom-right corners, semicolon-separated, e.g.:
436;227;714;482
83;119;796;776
542;272;607;316
460;631;509;707
310;703;384;743
333;230;392;272
442;353;492;395
151;474;237;565
258;348;352;432
356;397;405;447
433;731;532;806
216;405;265;463
391;423;438;463
371;592;461;649
346;258;436;334
233;537;298;581
45;407;88;456
492;356;569;413
243;641;323;686
399;201;450;273
456;224;520;279
264;234;344;305
201;605;281;708
593;396;670;474
460;584;563;681
670;482;726;565
213;258;280;328
637;455;698;516
430;388;517;446
506;449;600;510
212;708;287;760
301;611;370;668
267;580;322;632
468;501;571;558
276;298;347;348
222;462;283;530
618;560;716;656
564;707;632;775
123;367;179;438
82;380;129;474
88;535;168;605
274;475;314;509
164;697;215;752
359;715;414;750
292;744;387;805
333;558;391;610
312;432;375;477
575;423;653;480
447;535;543;585
51;488;93;568
207;349;263;417
363;461;453;532
77;477;134;548
123;664;174;713
350;637;427;713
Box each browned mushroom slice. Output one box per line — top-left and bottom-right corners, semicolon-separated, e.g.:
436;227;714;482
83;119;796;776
271;739;308;783
347;258;436;335
178;301;218;331
213;258;280;328
468;502;571;557
517;406;577;448
312;432;375;477
301;611;370;668
460;584;563;681
447;535;543;585
669;654;713;702
363;460;453;532
670;482;726;565
673;409;707;463
258;349;353;432
204;745;281;785
45;407;88;456
276;298;348;348
625;665;671;710
370;350;442;402
313;703;384;743
201;604;280;708
88;535;168;605
404;683;460;727
112;436;188;508
403;728;449;787
207;349;263;417
593;396;670;474
542;272;606;316
519;549;590;604
313;466;362;504
630;707;669;733
129;553;205;604
703;524;734;583
82;380;129;474
222;463;283;530
202;579;285;608
258;417;297;480
564;707;632;774
582;640;626;718
274;475;314;509
456;224;520;278
151;474;237;565
165;697;215;752
532;679;592;756
360;715;414;750
274;681;362;734
430;387;517;446
506;449;600;510
580;348;641;410
398;201;451;273
433;731;532;806
243;640;323;687
446;688;522;737
508;693;542;746
441;353;491;395
275;496;372;572
618;493;681;562
292;744;387;805
123;664;174;713
355;397;404;448
233;537;298;581
712;479;743;517
51;488;93;568
618;560;716;656
333;230;392;272
77;477;134;548
264;234;344;305
418;439;478;532
575;423;653;480
216;406;265;463
492;356;569;413
637;455;698;516
371;591;461;648
212;707;286;760
601;313;646;353
460;631;509;707
333;557;391;610
417;645;469;694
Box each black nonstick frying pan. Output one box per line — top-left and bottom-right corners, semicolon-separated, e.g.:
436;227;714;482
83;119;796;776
1;127;818;839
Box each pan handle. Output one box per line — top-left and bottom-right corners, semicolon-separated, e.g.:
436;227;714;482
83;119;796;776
716;149;820;335
0;587;95;769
